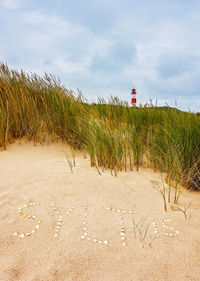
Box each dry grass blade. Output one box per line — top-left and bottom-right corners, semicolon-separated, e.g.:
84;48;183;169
133;215;150;247
154;175;168;212
63;151;73;174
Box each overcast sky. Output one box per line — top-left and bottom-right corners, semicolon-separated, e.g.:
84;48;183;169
0;0;200;111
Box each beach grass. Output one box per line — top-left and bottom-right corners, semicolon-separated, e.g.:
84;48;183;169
0;62;200;192
171;201;192;219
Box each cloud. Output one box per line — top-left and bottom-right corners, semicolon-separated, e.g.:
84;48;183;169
0;0;200;111
0;0;25;9
90;42;136;74
1;10;105;69
0;9;115;94
157;53;199;79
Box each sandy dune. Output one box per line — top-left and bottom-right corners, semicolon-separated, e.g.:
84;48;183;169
0;141;200;281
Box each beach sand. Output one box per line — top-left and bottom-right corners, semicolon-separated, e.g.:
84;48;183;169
0;141;200;281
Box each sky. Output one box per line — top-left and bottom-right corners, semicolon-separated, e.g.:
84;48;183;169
0;0;200;112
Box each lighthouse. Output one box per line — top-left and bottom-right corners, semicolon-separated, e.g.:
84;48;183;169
131;88;136;105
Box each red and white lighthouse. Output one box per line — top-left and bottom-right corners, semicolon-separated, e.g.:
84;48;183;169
131;88;136;105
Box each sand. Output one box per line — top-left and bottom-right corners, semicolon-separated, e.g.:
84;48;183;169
0;141;200;281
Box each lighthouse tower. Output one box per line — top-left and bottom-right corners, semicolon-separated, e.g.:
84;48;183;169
131;88;136;105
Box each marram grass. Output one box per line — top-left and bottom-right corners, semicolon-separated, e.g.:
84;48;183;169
0;62;200;193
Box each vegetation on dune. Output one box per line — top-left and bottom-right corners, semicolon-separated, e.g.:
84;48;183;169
0;62;200;193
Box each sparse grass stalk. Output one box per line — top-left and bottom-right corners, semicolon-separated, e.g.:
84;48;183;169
172;201;192;219
132;215;150;247
70;147;76;167
155;175;168;212
63;151;74;174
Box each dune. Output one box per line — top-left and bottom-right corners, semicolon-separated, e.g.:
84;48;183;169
0;141;200;281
